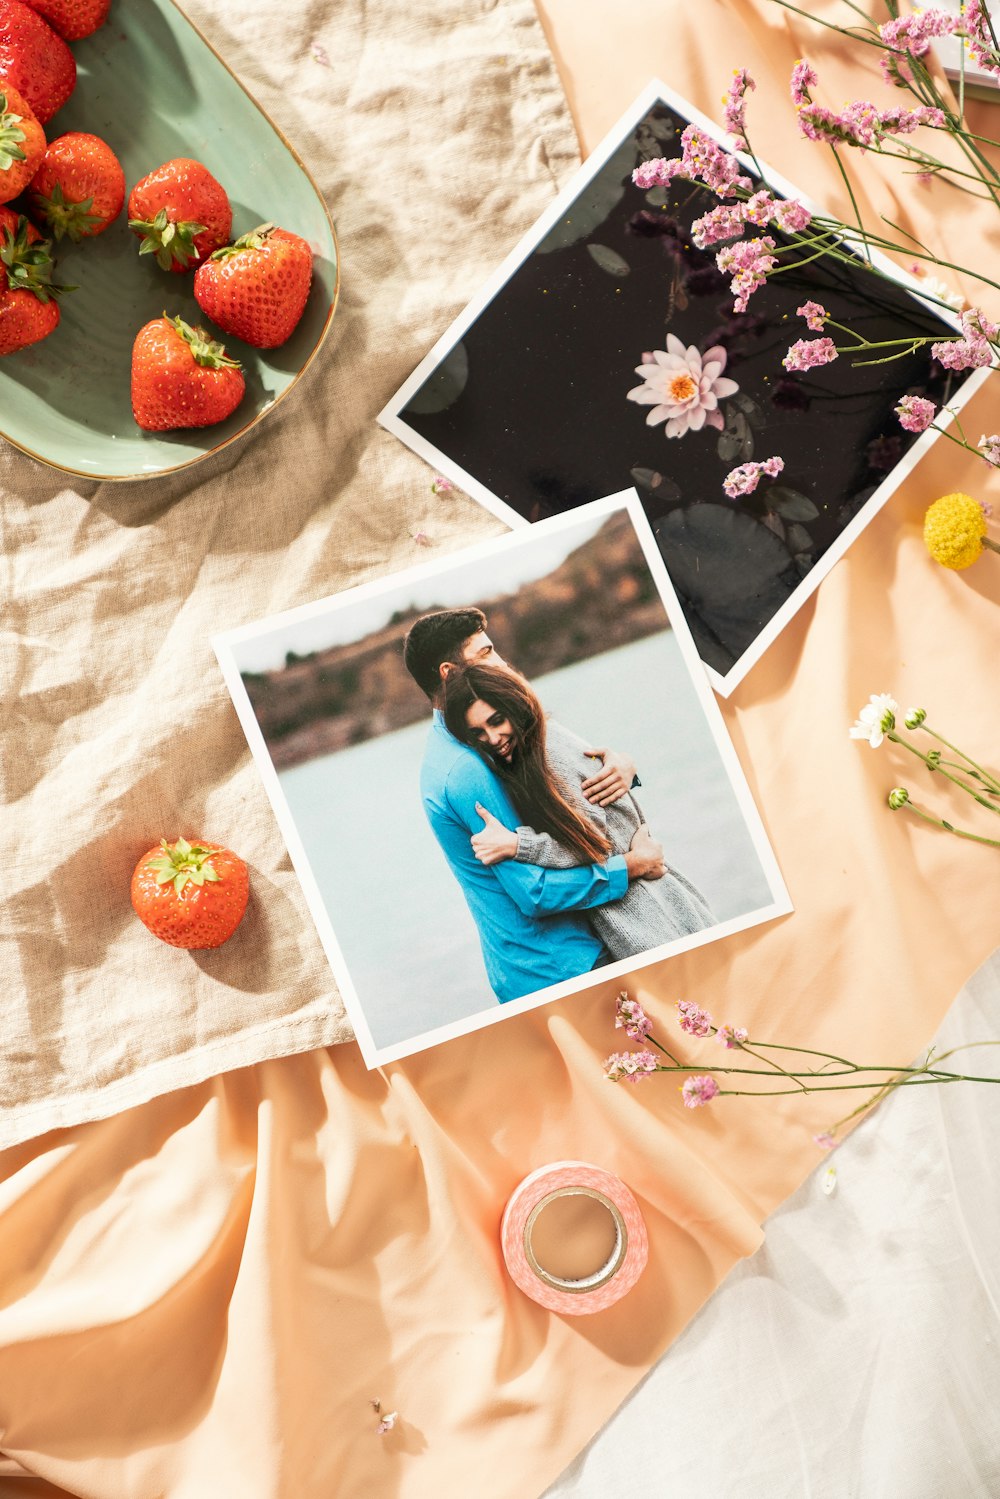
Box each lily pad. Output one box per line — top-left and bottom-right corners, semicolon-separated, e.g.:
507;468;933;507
587;244;631;278
785;521;814;555
654;503;800;665
537;136;639;253
630;466;682;503
404;341;469;416
717;406;754;463
731;391;767;431
768;486;820;523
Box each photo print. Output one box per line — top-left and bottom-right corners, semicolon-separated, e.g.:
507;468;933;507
215;491;791;1067
380;80;987;695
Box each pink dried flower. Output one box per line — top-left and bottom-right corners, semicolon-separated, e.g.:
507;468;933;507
677;999;713;1037
411;531;433;547
895;395;936;433
743;189;778;227
681;1075;720;1108
632;156;684;191
964;0;1000;76
880;10;962;82
677;124;754;196
813;1131;836;1150
931;334;993;371
626;334;739;438
772;197;812;234
431;475;454;494
691;202;747;249
978;433;1000;467
376;1411;398;1435
797;99;944;149
782;336;838;372
790;59;818;107
716;235;778;312
311;40;330;65
604;1049;660;1084
716;1024;749;1049
723;455;785;498
615;992;652;1040
636;125;753;200
797;300;828;331
723;67;755;150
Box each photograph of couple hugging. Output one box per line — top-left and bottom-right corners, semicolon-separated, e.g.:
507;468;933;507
226;498;785;1063
404;605;714;1005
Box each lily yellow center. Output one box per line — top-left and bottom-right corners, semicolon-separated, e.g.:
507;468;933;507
669;373;697;402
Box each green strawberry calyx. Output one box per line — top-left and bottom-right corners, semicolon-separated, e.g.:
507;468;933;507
128;206;207;271
166;314;242;369
208;222;276;263
0;216;74;303
30;180;106;243
0;92;27;173
147;836;222;896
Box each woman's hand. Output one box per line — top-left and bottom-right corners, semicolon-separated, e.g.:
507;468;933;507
471;803;519;866
582;747;637;806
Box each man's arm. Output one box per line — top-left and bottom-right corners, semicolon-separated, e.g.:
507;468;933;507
444;760;631;917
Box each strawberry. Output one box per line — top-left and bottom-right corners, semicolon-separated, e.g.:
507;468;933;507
131;313;245;431
20;0;109;40
0;81;44;204
130;836;250;950
128;158;232;273
28;131;124;240
0;204;64;353
0;0;75;125
193;222;313;348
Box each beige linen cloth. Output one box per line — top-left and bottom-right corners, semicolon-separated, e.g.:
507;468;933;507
1;0;576;1148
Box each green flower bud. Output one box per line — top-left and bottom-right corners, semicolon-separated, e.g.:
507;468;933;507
926;749;941;770
888;787;909;810
904;708;927;729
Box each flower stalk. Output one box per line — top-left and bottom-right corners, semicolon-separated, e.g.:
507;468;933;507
850;693;1000;846
604;994;1000;1143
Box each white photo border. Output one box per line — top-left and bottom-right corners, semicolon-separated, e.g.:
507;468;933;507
214;489;793;1069
378;77;992;698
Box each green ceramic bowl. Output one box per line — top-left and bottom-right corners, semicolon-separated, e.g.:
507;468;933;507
2;0;339;480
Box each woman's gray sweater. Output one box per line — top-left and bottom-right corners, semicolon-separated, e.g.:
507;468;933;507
513;719;714;962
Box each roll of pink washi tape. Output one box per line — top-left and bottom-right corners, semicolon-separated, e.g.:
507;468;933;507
500;1161;648;1316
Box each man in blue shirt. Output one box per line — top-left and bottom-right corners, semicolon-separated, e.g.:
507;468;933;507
404;608;665;1003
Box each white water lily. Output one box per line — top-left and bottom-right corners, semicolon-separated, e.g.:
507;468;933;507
626;334;739;438
849;692;899;748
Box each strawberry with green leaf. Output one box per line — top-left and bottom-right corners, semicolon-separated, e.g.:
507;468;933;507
193;222;314;348
131;313;245;431
0;0;76;125
28;131;124;240
131;836;250;950
0;205;67;353
0;82;45;205
20;0;109;40
128;157;232;272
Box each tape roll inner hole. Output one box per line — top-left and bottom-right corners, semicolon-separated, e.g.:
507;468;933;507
523;1186;628;1293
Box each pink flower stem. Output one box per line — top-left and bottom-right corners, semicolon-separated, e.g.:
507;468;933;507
648;1034;683;1066
828;144;873;262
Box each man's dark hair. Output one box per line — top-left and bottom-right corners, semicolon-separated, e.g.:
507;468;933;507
403;607;488;699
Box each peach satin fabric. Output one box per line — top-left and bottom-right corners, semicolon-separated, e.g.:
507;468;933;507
3;2;1000;1495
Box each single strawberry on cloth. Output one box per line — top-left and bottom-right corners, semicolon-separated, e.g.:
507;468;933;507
0;0;578;1149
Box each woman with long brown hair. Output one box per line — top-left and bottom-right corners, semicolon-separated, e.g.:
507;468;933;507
442;662;713;961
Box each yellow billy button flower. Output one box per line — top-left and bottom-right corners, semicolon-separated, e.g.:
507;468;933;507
923;492;1000;570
